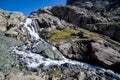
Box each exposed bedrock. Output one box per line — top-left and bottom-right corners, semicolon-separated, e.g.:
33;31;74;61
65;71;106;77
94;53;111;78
29;5;120;42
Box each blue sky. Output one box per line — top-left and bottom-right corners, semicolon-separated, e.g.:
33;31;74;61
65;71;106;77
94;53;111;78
0;0;66;16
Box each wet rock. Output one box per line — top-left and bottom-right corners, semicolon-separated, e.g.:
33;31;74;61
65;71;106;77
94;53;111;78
105;70;120;79
32;41;64;60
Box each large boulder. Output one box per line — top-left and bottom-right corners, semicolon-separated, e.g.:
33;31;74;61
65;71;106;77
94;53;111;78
91;40;120;67
32;41;65;60
57;39;93;61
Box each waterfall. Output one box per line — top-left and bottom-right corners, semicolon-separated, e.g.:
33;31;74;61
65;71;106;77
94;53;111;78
24;18;44;42
13;18;120;78
13;18;71;69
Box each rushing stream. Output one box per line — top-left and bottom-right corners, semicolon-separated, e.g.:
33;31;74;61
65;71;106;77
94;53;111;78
13;18;120;77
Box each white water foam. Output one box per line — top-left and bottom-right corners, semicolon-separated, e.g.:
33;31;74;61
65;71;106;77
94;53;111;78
24;18;40;41
13;46;101;70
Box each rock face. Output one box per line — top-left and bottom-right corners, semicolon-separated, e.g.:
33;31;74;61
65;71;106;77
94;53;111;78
29;5;120;42
29;5;106;37
0;9;25;37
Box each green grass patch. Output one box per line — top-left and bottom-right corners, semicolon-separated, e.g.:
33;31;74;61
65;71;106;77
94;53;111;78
50;28;79;41
80;28;103;39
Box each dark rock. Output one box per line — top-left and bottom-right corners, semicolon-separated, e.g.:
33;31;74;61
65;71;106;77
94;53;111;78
72;31;89;38
110;62;120;73
114;7;120;15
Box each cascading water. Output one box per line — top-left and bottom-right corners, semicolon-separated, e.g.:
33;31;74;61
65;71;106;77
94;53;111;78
24;18;40;41
13;18;120;77
13;18;71;69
